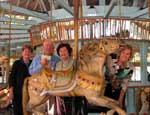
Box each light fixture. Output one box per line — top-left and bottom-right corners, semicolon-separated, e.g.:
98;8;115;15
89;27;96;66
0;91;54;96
87;6;97;16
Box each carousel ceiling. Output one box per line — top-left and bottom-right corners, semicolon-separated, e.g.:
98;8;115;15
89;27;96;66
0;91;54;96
0;0;150;55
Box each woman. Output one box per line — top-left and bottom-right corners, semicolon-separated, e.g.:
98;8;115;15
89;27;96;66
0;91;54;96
8;44;33;115
104;44;134;114
56;43;83;115
56;42;73;71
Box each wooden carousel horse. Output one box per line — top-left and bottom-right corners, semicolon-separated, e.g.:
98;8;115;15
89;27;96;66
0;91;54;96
0;55;9;83
0;56;10;108
0;56;8;65
0;88;10;109
136;87;150;115
22;38;126;115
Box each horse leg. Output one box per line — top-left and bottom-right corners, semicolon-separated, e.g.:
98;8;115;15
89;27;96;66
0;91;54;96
100;112;106;115
86;96;126;115
139;91;149;115
26;96;50;115
106;109;115;115
139;102;148;115
32;108;46;115
98;110;116;115
27;101;48;115
100;110;115;115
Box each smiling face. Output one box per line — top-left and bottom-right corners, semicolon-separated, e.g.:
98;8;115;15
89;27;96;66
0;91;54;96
43;40;54;56
119;48;132;63
21;44;33;63
59;47;69;61
22;48;32;63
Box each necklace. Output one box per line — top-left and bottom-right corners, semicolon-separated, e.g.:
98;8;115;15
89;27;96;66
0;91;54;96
61;60;69;69
61;58;72;70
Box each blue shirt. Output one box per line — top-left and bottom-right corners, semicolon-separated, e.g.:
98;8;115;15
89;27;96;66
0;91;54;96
29;54;60;75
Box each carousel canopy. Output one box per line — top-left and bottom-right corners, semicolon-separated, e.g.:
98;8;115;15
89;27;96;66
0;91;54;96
0;0;150;56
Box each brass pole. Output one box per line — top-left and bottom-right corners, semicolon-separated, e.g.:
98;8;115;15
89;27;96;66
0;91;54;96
73;0;79;69
79;0;83;39
148;0;150;17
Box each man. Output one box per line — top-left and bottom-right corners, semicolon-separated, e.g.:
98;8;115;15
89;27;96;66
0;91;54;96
29;39;60;74
28;39;60;114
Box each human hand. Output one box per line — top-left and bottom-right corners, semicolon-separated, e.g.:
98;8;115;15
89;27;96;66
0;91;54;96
8;88;13;100
41;58;49;67
118;89;125;108
118;99;123;108
112;78;119;89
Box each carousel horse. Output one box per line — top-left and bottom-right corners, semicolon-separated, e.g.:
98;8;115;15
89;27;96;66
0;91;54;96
0;56;10;109
0;56;8;65
22;38;126;115
136;87;150;115
0;88;10;109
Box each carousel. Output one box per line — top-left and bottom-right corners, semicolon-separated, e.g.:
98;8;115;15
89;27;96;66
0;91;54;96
0;0;150;115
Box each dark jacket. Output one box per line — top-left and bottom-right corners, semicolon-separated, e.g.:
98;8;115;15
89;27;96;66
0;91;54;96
8;58;32;115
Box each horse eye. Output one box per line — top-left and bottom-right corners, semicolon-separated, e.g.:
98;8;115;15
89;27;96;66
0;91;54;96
100;47;104;50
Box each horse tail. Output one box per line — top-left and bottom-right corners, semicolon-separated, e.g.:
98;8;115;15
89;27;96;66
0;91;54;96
22;77;31;115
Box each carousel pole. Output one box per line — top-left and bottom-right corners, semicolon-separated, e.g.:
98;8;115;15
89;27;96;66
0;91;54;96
49;0;53;40
48;0;53;41
73;0;79;70
5;1;12;84
72;1;80;114
79;0;83;38
148;0;150;17
118;0;122;35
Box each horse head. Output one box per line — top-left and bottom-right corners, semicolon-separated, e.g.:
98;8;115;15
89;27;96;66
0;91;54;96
99;38;120;55
79;38;120;76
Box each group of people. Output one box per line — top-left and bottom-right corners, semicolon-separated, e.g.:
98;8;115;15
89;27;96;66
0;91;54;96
8;39;134;115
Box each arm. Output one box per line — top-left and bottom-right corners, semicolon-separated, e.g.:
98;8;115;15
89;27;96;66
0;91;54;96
8;61;17;100
29;55;43;75
118;78;129;108
118;63;134;107
118;89;126;108
50;55;60;70
29;55;60;75
9;87;14;100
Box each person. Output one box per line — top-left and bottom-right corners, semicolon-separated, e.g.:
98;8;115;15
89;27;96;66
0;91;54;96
8;44;33;115
29;39;60;74
56;43;83;115
56;43;74;71
104;44;134;114
28;39;60;114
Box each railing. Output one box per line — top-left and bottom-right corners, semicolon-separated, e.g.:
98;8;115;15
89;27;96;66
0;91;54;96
29;18;150;46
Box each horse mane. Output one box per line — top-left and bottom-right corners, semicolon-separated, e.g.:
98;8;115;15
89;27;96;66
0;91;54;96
79;41;99;60
78;41;104;74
